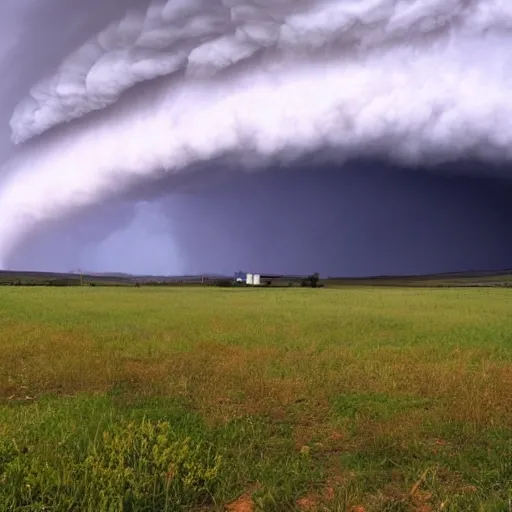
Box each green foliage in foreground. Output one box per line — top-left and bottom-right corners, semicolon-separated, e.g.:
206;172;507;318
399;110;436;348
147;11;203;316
0;396;314;511
2;419;221;511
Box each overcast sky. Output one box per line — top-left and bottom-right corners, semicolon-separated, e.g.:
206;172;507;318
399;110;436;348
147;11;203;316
1;0;511;276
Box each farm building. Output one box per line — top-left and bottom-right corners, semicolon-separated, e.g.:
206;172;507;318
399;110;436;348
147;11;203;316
234;271;247;283
234;272;284;286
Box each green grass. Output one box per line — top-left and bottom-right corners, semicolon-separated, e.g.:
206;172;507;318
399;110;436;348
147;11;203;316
1;287;512;511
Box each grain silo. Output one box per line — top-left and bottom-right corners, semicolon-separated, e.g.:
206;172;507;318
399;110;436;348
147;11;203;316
246;273;253;285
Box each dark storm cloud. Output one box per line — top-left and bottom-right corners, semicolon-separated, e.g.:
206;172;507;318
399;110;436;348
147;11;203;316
0;0;512;273
162;162;512;276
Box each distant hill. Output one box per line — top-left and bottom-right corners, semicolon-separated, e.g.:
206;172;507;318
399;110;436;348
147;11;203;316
0;270;233;287
1;269;511;288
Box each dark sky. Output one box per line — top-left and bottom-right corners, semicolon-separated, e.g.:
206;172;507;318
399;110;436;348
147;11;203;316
1;0;512;276
157;161;512;276
7;160;512;276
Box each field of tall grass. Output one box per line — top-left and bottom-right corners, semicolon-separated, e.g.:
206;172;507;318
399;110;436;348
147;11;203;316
1;286;511;511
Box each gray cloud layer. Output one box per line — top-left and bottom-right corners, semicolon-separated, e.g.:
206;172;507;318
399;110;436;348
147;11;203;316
0;0;512;269
10;0;512;143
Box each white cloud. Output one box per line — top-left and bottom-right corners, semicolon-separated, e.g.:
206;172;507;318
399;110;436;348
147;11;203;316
0;0;511;266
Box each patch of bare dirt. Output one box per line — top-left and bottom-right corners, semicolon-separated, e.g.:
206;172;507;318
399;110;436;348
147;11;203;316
296;495;319;510
225;493;254;512
296;485;336;511
225;485;262;512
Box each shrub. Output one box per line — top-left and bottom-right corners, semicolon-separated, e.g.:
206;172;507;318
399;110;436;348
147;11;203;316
301;273;320;288
0;420;222;512
84;420;222;509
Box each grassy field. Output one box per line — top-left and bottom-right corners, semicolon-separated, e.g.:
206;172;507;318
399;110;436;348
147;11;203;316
1;287;511;511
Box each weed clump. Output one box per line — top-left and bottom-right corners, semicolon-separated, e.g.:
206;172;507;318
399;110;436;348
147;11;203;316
0;419;222;511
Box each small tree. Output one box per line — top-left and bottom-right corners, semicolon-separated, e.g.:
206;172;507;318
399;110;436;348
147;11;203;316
301;273;320;288
310;272;320;288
